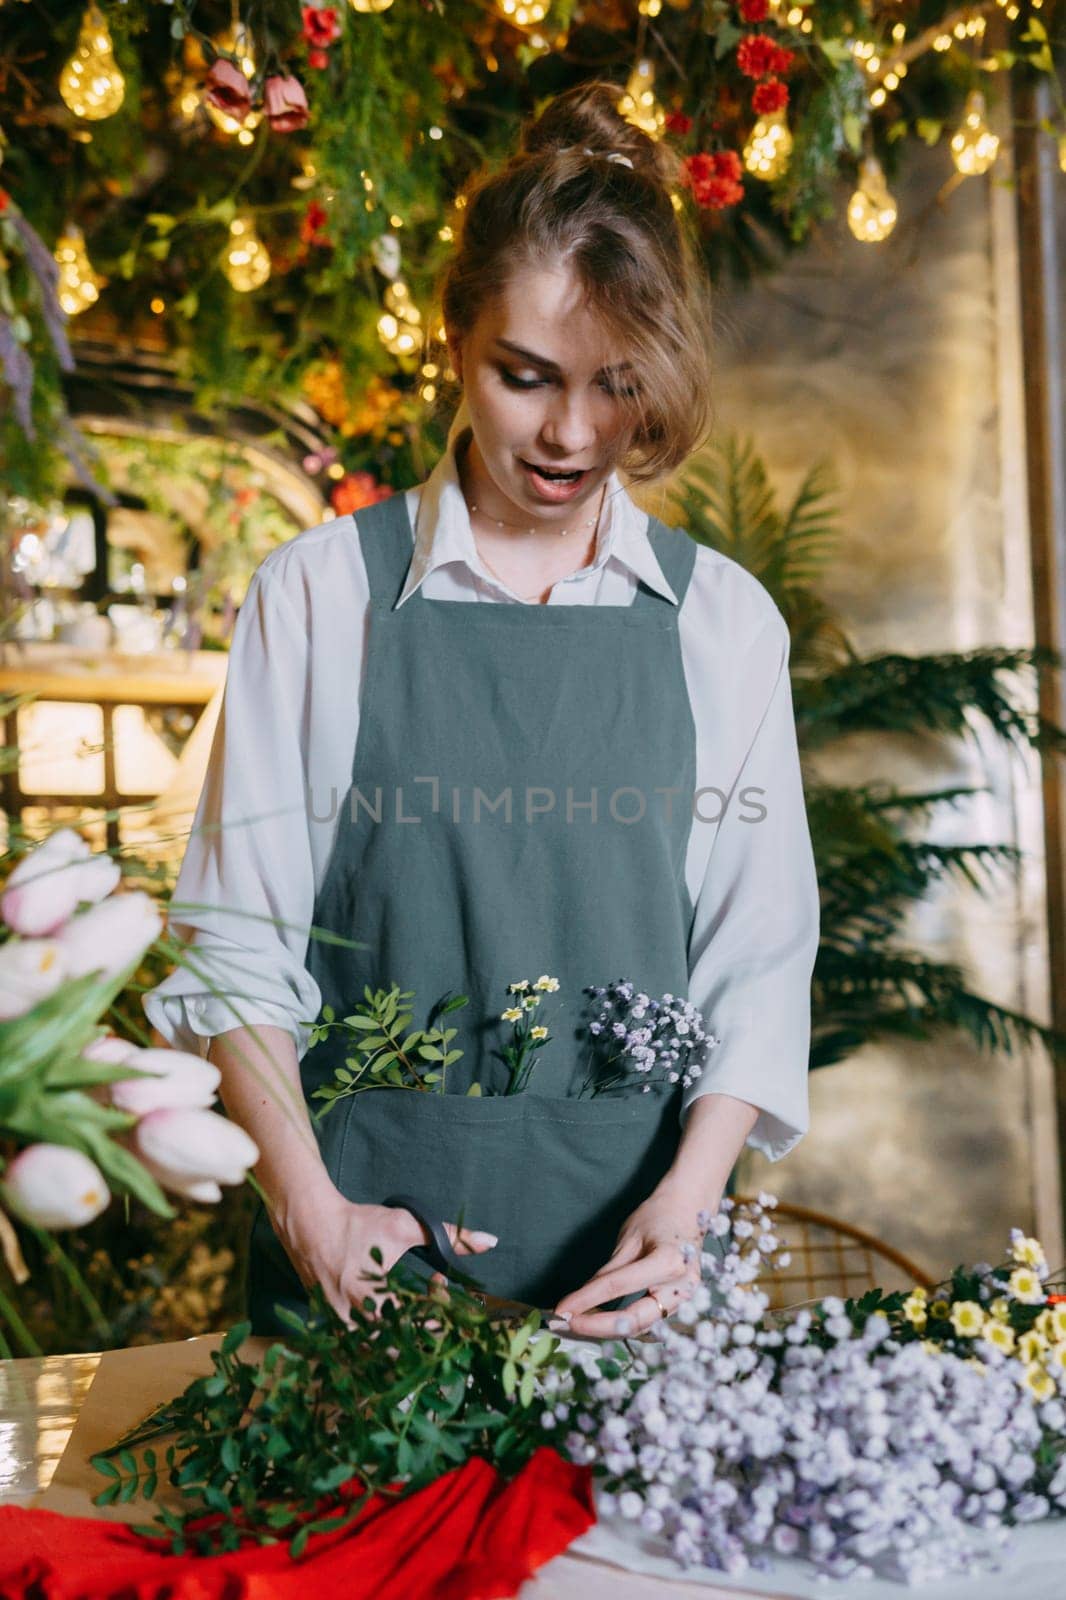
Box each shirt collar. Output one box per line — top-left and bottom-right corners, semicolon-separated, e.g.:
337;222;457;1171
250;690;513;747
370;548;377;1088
394;397;678;609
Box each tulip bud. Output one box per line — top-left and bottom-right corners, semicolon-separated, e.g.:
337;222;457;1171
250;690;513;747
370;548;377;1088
0;937;67;1019
109;1047;220;1114
56;891;162;982
1;1143;110;1229
83;1034;138;1063
0;829;120;936
132;1108;258;1202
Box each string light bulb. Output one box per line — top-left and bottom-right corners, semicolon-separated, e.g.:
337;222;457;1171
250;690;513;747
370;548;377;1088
743;107;792;180
950;90;999;176
495;1;548;24
54;225;105;315
617;59;665;140
223;215;271;292
847;155;898;243
59;4;125;121
378;278;422;357
350;0;396;10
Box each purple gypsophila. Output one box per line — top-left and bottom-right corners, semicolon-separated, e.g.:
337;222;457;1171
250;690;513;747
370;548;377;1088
576;980;719;1097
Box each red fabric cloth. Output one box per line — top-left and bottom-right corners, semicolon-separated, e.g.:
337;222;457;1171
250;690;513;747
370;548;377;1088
0;1445;594;1600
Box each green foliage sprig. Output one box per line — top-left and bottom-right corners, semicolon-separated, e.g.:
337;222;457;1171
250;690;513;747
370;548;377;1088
308;983;469;1114
90;1258;585;1557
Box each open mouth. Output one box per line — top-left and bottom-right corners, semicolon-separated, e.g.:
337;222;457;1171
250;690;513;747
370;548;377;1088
519;459;591;500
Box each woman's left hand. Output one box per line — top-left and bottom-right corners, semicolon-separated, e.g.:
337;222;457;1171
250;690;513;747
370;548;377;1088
549;1189;709;1340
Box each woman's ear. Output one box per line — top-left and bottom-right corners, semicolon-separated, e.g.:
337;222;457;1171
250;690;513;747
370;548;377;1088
446;329;463;384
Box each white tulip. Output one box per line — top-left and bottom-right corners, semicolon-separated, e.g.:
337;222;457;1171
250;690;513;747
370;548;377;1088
1;1143;110;1229
109;1047;220;1114
56;892;162;982
132;1108;258;1202
1;830;120;937
0;937;67;1019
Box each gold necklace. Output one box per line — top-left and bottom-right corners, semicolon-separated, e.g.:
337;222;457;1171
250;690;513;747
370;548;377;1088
472;486;605;603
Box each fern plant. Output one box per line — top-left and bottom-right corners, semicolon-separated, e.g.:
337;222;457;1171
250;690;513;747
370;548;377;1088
670;436;1066;1073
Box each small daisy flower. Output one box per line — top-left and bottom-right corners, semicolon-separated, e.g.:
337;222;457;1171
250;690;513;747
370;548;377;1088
1022;1360;1056;1401
508;979;530;992
981;1322;1016;1355
1019;1328;1049;1364
530;1025;548;1041
501;1006;523;1023
903;1293;928;1330
949;1301;985;1338
1008;1266;1046;1305
534;975;559;991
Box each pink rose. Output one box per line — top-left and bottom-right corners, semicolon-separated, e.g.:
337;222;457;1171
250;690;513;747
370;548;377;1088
204;57;253;118
2;1144;110;1229
264;74;309;134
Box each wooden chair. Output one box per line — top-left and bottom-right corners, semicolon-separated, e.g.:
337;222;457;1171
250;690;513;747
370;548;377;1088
731;1195;935;1310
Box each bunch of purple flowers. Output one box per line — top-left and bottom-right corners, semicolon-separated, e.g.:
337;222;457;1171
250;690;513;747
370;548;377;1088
577;980;718;1098
538;1196;1065;1585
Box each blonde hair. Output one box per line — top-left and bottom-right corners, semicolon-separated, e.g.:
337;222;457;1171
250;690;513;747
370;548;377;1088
433;81;715;485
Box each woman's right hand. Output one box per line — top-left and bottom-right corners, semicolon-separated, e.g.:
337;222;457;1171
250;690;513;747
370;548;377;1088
273;1183;498;1326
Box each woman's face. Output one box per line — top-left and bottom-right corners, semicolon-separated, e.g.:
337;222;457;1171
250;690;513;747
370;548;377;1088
448;261;637;527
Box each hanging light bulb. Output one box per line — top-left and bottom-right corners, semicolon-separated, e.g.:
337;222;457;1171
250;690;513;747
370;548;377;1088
54;225;105;315
59;4;125;121
223;215;271;292
846;155;898;243
206;24;262;141
950;90;999;176
378;278;422;356
494;0;548;24
617;60;665;140
743;108;792;180
350;0;396;10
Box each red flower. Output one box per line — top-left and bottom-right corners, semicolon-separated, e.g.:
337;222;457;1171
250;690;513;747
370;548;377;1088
752;78;789;115
664;110;693;137
0;189;9;214
679;151;744;211
739;0;769;20
736;34;779;80
307;47;330;70
264;74;310;133
204;57;253;117
771;44;797;75
300;200;331;247
331;471;393;515
302;5;341;48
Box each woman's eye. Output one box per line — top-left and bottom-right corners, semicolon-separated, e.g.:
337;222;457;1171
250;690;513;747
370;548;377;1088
500;369;545;390
601;379;640;400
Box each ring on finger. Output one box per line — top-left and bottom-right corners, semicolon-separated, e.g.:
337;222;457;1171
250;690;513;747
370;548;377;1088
648;1287;669;1320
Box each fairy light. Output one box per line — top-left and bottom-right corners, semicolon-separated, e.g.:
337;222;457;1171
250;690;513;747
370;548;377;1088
223;215;271;292
870;87;887;108
638;0;663;14
495;0;548;23
847;155;897;243
950;89;999;176
150;296;165;314
438;224;453;241
934;34;952;51
743;107;792;180
349;0;396;12
54;225;104;314
59;4;125;121
378;278;422;357
617;59;665;140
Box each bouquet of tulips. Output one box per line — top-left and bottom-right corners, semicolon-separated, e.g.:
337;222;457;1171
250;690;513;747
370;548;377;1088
0;828;257;1318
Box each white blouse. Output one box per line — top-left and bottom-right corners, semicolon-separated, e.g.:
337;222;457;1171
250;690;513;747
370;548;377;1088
143;406;820;1161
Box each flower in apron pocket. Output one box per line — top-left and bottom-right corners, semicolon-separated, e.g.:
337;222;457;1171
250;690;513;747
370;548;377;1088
576;981;719;1097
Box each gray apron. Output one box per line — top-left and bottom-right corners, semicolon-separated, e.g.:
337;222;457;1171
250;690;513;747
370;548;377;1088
247;490;708;1334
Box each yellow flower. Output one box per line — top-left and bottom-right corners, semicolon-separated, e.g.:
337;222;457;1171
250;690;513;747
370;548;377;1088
533;975;559;991
989;1297;1011;1323
1011;1235;1046;1268
508;980;530;993
530;1025;548;1040
522;994;539;1010
1047;1306;1066;1341
981;1321;1016;1355
903;1293;928;1330
1022;1361;1056;1401
1046;1343;1066;1373
1019;1328;1049;1364
908;1285;928;1302
501;1007;523;1023
929;1299;951;1321
950;1301;985;1338
1008;1267;1045;1305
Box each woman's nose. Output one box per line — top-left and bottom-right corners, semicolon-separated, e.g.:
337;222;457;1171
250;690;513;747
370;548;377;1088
539;393;598;458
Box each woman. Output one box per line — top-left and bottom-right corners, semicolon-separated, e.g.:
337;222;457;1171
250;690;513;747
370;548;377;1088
144;82;820;1343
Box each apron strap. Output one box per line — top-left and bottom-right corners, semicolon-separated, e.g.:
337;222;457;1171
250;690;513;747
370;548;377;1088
351;494;698;612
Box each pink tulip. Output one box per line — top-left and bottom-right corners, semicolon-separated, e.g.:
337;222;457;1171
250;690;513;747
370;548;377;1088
55;891;162;982
132;1108;258;1203
1;829;119;936
2;1143;110;1229
204;57;252;118
0;937;67;1019
264;74;309;133
83;1034;138;1063
109;1047;220;1115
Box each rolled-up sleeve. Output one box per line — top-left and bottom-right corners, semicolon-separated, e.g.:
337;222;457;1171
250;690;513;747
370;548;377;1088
682;607;819;1160
142;564;322;1057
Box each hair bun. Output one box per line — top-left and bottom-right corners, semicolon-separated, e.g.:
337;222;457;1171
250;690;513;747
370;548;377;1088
520;80;673;190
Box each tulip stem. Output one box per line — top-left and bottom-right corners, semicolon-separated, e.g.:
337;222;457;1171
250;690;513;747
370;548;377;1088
29;1228;111;1345
0;1284;42;1356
